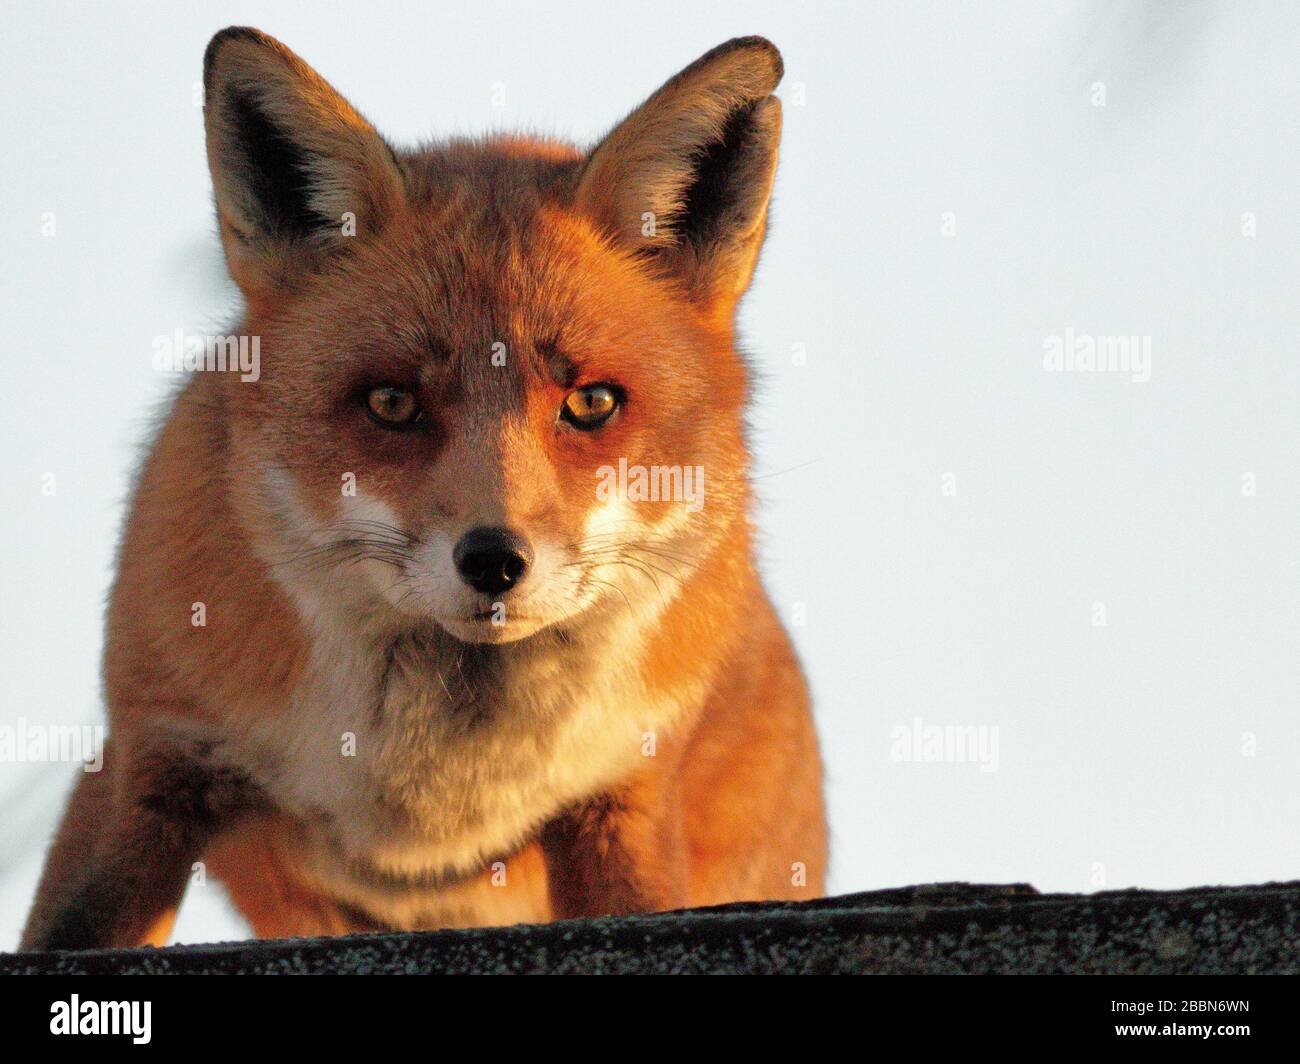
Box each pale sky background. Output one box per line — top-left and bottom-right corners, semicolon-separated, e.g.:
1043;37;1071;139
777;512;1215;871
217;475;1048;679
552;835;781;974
1;1;1298;947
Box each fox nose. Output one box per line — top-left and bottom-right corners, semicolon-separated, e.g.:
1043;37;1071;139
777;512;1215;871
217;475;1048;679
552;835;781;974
453;526;533;596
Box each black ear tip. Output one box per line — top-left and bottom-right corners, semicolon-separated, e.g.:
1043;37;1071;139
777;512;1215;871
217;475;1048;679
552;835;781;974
203;26;281;93
204;26;264;68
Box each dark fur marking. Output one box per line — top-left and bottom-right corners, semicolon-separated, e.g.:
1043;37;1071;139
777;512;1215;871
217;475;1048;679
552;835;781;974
678;102;759;249
135;745;261;828
226;89;324;241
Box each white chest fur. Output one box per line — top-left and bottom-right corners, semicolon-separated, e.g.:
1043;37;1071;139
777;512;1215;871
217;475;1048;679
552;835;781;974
225;604;687;900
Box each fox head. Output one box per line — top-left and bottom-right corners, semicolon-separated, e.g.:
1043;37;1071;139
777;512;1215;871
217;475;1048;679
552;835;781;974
201;28;782;645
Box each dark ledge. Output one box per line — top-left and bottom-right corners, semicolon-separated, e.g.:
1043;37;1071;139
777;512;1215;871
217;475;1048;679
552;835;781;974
5;881;1298;974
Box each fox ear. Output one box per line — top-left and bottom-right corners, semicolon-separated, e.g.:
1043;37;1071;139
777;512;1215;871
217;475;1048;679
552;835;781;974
202;27;405;298
575;37;783;313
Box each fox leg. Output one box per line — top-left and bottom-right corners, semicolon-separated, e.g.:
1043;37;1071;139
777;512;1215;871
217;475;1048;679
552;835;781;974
541;769;689;919
21;737;244;951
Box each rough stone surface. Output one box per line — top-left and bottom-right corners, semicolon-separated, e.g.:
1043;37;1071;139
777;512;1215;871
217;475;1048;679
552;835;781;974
4;881;1297;974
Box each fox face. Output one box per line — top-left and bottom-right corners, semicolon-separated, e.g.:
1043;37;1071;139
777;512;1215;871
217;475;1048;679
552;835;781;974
203;29;782;645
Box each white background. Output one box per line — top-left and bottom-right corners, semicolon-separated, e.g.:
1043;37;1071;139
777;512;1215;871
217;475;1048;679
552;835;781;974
1;1;1298;946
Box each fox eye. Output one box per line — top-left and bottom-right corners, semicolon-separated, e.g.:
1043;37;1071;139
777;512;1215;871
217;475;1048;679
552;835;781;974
561;385;619;429
366;385;422;428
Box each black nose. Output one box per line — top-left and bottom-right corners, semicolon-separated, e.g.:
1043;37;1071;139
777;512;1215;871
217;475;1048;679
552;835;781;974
453;526;533;596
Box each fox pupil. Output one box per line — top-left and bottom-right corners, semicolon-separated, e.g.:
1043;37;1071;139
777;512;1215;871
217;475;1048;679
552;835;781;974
564;385;618;427
368;385;418;426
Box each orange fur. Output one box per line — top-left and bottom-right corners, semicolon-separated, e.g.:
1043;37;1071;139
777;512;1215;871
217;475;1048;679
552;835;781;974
21;28;825;950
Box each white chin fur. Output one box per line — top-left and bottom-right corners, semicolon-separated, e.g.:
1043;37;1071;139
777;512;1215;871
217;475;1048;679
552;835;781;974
434;613;555;645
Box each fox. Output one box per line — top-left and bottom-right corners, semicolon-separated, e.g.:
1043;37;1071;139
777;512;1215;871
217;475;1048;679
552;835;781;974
21;27;826;949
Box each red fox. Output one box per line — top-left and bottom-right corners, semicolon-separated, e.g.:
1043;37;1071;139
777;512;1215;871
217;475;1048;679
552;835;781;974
21;27;825;949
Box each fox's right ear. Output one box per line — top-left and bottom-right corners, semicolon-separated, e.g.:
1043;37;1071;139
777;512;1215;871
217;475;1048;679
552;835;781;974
202;27;405;300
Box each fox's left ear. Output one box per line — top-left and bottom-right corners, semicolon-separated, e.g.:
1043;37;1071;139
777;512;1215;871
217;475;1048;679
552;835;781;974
202;27;406;300
576;37;783;314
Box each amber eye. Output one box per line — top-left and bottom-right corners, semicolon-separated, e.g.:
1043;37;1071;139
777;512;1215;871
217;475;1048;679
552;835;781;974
366;385;421;428
561;385;620;429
